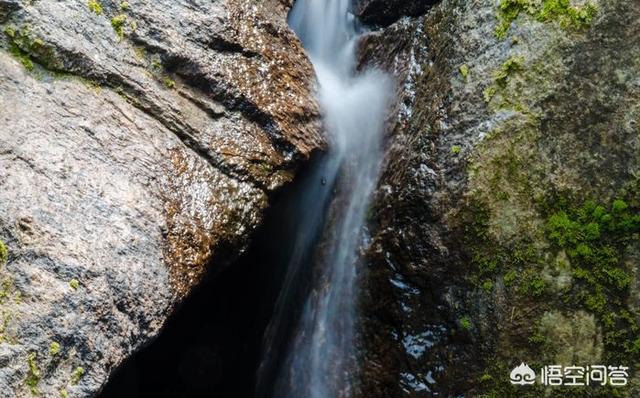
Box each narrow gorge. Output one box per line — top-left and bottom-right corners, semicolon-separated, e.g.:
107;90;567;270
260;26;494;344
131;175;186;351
1;0;639;397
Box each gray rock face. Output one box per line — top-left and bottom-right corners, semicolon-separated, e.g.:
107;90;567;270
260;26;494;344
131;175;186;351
0;0;322;396
358;0;640;396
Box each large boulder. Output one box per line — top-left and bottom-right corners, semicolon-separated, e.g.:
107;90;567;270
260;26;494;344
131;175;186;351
0;0;322;396
358;0;640;396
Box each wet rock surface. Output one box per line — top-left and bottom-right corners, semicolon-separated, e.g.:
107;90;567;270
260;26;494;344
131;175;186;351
354;0;438;27
0;0;322;396
358;0;640;396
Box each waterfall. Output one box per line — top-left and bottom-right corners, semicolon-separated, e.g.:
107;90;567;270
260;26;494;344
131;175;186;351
258;1;392;397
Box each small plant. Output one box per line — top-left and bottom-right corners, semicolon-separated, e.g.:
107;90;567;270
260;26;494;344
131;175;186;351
111;14;127;40
3;25;16;38
495;56;524;87
460;316;472;331
87;0;103;15
480;372;493;383
120;1;130;10
0;240;7;265
162;76;176;89
483;86;497;103
49;341;61;356
25;352;41;394
69;279;80;290
459;64;469;79
60;389;68;398
71;366;85;385
451;145;462;155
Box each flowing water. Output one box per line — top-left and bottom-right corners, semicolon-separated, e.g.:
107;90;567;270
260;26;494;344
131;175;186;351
258;0;392;397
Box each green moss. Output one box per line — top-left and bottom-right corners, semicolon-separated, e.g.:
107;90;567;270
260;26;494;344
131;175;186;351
503;270;516;286
479;372;493;383
451;145;462;155
3;25;63;73
0;240;7;265
9;42;35;71
459;316;472;331
3;25;16;38
545;196;640;362
495;56;524;87
496;0;597;39
49;341;61;356
59;389;68;398
87;0;103;15
25;352;41;395
151;58;162;70
120;1;130;11
459;64;469;79
162;76;176;89
69;279;80;290
70;366;84;385
111;14;127;40
483;86;497;103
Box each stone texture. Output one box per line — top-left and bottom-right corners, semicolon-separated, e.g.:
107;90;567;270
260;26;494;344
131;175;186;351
0;0;322;396
358;0;640;397
354;0;438;26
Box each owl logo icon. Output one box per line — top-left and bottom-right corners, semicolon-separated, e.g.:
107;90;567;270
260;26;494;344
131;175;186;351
510;363;536;385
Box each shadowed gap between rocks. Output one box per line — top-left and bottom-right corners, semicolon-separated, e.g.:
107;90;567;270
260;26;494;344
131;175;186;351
97;152;332;398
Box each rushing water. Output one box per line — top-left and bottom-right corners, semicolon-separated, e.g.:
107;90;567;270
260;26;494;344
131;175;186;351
257;1;392;397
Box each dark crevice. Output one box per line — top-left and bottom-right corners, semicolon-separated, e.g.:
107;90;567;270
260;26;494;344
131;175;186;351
98;152;330;398
205;36;261;58
354;0;439;27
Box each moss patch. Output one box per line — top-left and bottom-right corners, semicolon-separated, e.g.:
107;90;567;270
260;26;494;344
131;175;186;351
70;366;84;385
87;0;103;15
25;352;41;395
0;240;7;265
49;341;61;356
496;0;598;39
3;25;63;73
111;14;127;40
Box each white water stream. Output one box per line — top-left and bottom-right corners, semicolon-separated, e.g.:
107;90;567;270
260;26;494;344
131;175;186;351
258;1;392;396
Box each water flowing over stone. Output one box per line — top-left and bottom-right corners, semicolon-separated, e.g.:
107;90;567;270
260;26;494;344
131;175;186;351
258;0;392;397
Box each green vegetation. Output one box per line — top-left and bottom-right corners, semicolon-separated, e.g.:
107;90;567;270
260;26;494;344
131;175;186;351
70;366;85;385
496;0;598;39
60;389;68;398
451;145;462;155
87;0;103;15
494;56;524;87
460;316;472;331
3;25;62;73
25;352;41;395
69;279;80;290
459;64;469;79
49;341;61;356
162;76;176;89
545;197;640;361
484;56;525;104
111;14;127;40
120;1;130;11
0;240;7;265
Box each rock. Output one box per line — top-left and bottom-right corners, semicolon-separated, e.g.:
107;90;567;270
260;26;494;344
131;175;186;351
0;0;322;396
358;0;640;396
354;0;438;26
